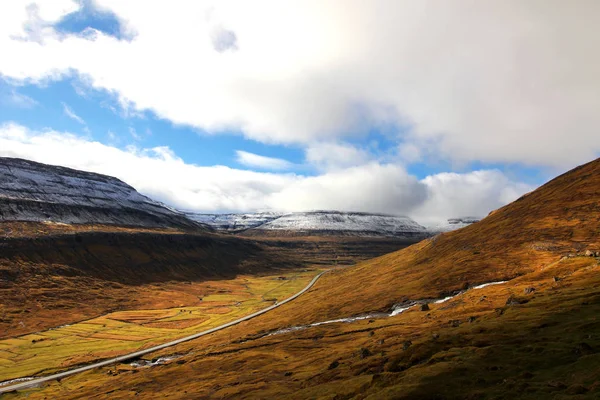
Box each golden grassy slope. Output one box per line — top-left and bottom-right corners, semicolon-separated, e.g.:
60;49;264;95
242;157;600;326
10;255;600;399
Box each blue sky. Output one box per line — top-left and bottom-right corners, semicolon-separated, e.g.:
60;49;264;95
0;1;597;223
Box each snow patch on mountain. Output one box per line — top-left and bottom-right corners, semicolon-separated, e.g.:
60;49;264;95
254;211;428;238
428;217;480;233
185;212;283;232
0;157;202;229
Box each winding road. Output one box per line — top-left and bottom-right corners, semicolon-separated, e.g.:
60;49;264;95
0;271;326;394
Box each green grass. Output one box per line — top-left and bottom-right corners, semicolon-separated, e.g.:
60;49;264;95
0;269;319;382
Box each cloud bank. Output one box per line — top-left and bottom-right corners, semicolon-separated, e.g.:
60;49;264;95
0;123;532;225
1;1;599;168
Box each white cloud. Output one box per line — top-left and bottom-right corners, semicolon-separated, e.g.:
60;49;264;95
107;130;119;143
0;123;532;224
61;102;86;125
305;142;371;170
1;90;38;109
0;1;598;168
269;163;428;214
129;127;142;141
235;150;293;171
412;170;534;226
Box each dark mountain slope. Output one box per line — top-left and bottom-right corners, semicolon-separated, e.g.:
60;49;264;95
0;157;203;230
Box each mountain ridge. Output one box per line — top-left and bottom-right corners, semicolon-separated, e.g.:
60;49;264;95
0;157;204;230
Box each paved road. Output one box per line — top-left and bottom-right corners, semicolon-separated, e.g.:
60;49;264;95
0;271;326;394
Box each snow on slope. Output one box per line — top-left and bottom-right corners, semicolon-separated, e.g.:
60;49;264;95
253;211;428;238
428;217;480;233
0;157;202;229
185;212;283;232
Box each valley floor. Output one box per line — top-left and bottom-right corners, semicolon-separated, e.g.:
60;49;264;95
4;255;600;399
0;269;319;383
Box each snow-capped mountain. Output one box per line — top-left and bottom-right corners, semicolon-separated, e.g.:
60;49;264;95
185;211;283;232
246;211;429;238
0;157;203;229
428;217;481;233
187;211;479;237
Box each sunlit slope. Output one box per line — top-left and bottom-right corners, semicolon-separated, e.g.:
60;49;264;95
261;158;600;323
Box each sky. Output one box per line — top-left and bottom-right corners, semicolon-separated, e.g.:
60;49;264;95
0;1;598;226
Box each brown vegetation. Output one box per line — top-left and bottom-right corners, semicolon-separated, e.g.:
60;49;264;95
4;158;600;398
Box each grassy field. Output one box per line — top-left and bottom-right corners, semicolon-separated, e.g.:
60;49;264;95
0;269;319;382
7;255;599;399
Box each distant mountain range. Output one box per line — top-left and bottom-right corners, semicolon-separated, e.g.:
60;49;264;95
0;157;479;236
185;211;281;232
186;211;479;237
428;217;481;233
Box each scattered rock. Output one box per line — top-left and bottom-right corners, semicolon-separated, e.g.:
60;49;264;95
403;340;412;350
553;276;562;282
432;333;440;340
449;320;461;327
524;287;536;295
520;371;534;379
573;342;594;356
479;295;487;302
547;381;567;390
506;295;529;305
585;250;594;257
566;384;589;395
468;316;478;323
378;339;385;345
369;331;375;337
284;371;293;377
359;348;372;359
328;360;340;370
420;303;430;311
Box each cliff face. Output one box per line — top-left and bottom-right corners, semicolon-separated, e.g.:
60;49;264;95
0;157;203;230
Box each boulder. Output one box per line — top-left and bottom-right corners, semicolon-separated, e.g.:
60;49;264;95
359;348;372;359
506;295;529;305
420;303;430;311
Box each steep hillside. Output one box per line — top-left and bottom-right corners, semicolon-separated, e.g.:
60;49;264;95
268;157;600;322
244;211;429;238
0;157;203;230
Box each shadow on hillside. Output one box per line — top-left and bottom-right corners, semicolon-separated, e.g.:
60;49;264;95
0;231;298;285
371;282;600;399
